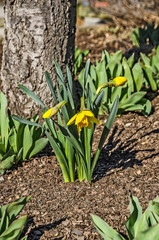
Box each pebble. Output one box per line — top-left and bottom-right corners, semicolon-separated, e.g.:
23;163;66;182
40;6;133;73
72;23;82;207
0;176;4;181
72;228;83;236
62;219;70;226
125;123;131;127
137;170;141;175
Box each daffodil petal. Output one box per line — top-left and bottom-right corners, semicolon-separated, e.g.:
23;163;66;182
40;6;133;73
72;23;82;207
83;110;94;117
77;124;82;132
67;113;78;126
75;112;85;125
43;107;58;118
89;116;101;124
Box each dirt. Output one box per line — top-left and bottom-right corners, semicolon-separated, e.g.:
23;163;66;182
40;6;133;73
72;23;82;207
0;22;159;240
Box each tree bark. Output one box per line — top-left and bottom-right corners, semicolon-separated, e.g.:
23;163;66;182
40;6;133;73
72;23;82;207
1;0;76;117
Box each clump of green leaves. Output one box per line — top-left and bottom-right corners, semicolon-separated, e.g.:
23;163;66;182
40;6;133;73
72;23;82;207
132;22;159;48
140;46;159;90
0;91;48;174
92;195;159;240
74;47;90;75
78;50;151;116
14;60;119;183
0;196;31;240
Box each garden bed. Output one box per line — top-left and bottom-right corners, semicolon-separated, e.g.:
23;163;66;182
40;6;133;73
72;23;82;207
0;25;159;240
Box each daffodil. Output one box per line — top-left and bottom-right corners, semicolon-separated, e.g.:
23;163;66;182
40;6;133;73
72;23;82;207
43;100;67;118
96;77;127;94
67;110;101;132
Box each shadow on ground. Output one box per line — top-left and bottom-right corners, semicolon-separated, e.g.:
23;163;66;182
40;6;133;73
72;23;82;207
22;216;66;240
93;125;159;182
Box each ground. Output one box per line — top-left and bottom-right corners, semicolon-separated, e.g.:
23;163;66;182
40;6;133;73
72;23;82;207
0;20;159;240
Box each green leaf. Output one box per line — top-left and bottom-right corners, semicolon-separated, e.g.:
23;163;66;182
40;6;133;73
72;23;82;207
132;62;143;92
16;125;25;152
0;155;15;172
91;214;125;240
18;84;45;107
142;65;157;91
0;144;6;155
126;195;142;240
151;197;159;215
127;53;135;68
29;138;48;158
0;215;28;239
84;59;91;93
119;92;146;107
122;57;134;95
135;209;150;235
12;115;42;129
134;224;159;240
108;50;123;78
23;125;33;160
0;196;31;235
45;130;70;182
45;71;58;104
0;91;9;149
67;66;73;95
119;104;144;112
8;128;17;153
91;96;119;176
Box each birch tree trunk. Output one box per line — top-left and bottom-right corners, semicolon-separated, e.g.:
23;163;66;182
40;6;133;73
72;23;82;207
1;0;76;117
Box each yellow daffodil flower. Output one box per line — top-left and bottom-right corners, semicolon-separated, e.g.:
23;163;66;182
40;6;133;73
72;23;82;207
96;76;127;94
67;110;101;132
43;100;67;118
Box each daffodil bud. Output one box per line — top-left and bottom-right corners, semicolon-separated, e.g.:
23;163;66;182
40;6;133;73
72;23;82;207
111;77;127;86
43;100;67;118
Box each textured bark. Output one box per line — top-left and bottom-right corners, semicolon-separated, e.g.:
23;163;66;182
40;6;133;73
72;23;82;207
1;0;76;117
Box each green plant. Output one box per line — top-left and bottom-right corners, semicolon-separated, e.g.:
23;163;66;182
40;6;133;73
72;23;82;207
74;47;90;75
78;50;151;116
13;60;119;183
0;196;31;240
91;195;159;240
140;46;159;90
0;91;48;174
132;22;159;48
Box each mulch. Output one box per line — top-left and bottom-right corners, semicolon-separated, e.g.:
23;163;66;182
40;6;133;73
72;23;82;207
0;23;159;240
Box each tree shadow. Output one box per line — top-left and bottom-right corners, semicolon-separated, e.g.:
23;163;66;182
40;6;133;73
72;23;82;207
92;125;159;182
22;216;66;240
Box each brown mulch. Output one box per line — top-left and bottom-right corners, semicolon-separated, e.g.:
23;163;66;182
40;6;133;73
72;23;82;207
0;24;159;240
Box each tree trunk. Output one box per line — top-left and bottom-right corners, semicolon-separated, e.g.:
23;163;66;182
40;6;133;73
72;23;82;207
1;0;76;117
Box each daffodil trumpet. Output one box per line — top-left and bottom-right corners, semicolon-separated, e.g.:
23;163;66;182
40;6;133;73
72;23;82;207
96;77;127;94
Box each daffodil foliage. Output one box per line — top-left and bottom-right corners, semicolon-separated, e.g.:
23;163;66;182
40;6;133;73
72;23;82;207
14;60;119;183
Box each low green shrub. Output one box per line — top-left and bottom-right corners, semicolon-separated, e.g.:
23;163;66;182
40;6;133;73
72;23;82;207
13;60;121;183
0;196;31;240
78;50;152;115
0;91;48;174
92;195;159;240
132;22;159;48
140;46;159;90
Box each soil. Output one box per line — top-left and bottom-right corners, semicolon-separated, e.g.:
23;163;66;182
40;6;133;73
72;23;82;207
0;20;159;240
